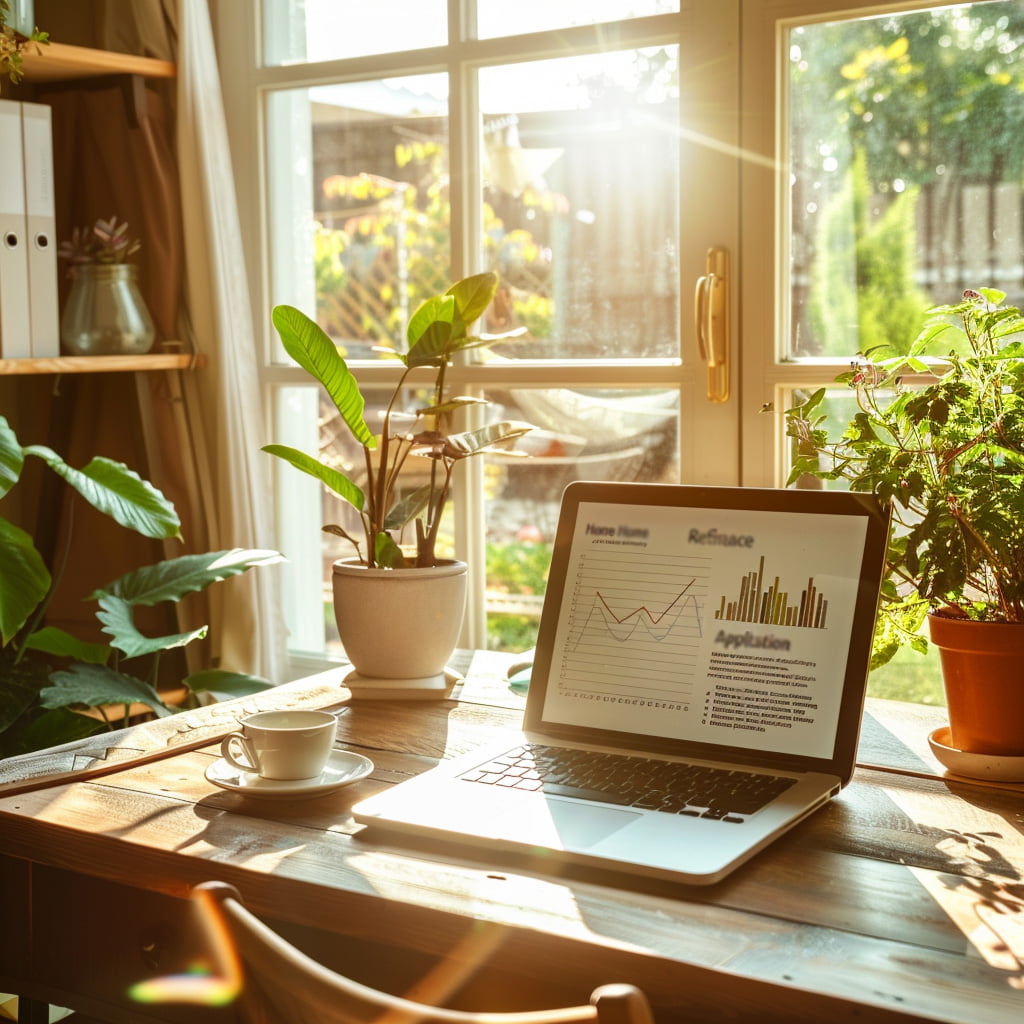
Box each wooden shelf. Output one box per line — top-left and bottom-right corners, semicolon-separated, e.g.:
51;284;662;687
19;40;175;83
0;352;199;375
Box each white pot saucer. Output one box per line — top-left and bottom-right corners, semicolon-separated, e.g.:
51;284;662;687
928;727;1024;783
343;666;463;701
205;749;374;799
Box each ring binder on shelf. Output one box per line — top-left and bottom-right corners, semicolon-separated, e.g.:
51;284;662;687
22;101;60;358
0;99;31;359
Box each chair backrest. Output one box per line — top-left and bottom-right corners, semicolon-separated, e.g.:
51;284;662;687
130;881;655;1024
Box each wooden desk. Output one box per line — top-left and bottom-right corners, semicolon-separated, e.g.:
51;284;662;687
1;652;1022;1024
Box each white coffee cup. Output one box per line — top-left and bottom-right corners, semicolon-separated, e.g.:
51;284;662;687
220;710;337;781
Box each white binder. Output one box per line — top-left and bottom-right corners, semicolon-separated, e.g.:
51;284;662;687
21;102;60;358
0;99;31;359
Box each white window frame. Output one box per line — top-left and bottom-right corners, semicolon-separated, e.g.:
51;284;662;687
215;3;744;668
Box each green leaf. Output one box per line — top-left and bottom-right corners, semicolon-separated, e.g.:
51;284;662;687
263;444;365;511
406;294;456;366
271;306;375;446
443;421;533;458
0;516;51;646
383;485;430;531
0;652;48;735
0;415;24;499
446;271;499;327
374;532;407;568
23;626;110;665
97;549;285;605
95;594;209;658
13;708;106;754
23;446;180;540
404;272;500;366
184;669;275;699
40;664;175;717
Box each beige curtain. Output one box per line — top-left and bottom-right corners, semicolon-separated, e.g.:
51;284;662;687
36;0;287;680
175;0;287;680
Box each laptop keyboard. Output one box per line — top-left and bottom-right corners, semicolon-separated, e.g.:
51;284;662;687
460;744;797;823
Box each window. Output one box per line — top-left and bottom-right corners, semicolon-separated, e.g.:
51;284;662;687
218;1;739;667
218;1;1017;705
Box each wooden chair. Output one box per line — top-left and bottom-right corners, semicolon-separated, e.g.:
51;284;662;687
130;881;656;1024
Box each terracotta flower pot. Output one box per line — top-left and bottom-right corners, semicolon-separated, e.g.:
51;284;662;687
927;612;1024;756
331;558;467;681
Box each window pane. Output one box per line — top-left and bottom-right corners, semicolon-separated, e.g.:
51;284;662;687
267;76;450;358
787;2;1024;360
486;385;680;651
263;0;447;66
477;0;678;39
480;49;680;359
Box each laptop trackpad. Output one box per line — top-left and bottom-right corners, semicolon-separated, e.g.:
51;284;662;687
544;799;641;849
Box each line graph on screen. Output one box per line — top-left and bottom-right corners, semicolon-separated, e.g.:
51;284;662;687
557;551;709;700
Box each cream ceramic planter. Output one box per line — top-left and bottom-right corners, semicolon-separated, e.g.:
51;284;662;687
331;558;467;687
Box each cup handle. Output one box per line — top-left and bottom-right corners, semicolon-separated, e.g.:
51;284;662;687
221;732;259;774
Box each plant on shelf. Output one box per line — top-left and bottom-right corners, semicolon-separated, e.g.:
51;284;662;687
0;415;283;757
266;271;531;569
785;288;1024;756
58;216;155;356
0;0;48;86
58;216;142;267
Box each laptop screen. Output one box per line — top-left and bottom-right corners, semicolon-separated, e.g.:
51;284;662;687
526;484;890;776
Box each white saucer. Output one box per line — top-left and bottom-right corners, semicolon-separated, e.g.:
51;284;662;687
928;727;1024;782
343;666;462;700
205;749;374;799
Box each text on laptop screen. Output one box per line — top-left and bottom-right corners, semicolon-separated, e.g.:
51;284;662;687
541;501;870;761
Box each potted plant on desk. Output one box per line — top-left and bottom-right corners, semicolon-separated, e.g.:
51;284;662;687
785;288;1024;766
265;271;530;697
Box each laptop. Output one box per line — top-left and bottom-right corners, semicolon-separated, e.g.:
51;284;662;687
353;482;890;885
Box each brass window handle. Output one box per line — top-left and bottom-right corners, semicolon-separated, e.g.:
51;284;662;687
694;247;730;403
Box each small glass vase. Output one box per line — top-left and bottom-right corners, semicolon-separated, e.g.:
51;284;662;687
60;263;156;356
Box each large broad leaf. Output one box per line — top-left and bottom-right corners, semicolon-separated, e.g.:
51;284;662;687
441;421;533;459
262;444;365;510
0;516;51;646
23;446;180;540
40;663;175;718
184;669;275;699
96;549;285;606
95;594;209;658
23;626;110;665
271;306;375;446
0;415;24;499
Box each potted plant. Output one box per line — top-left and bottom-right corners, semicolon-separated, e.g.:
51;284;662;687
265;271;530;693
0;0;47;87
0;414;282;756
785;287;1024;759
58;216;156;355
